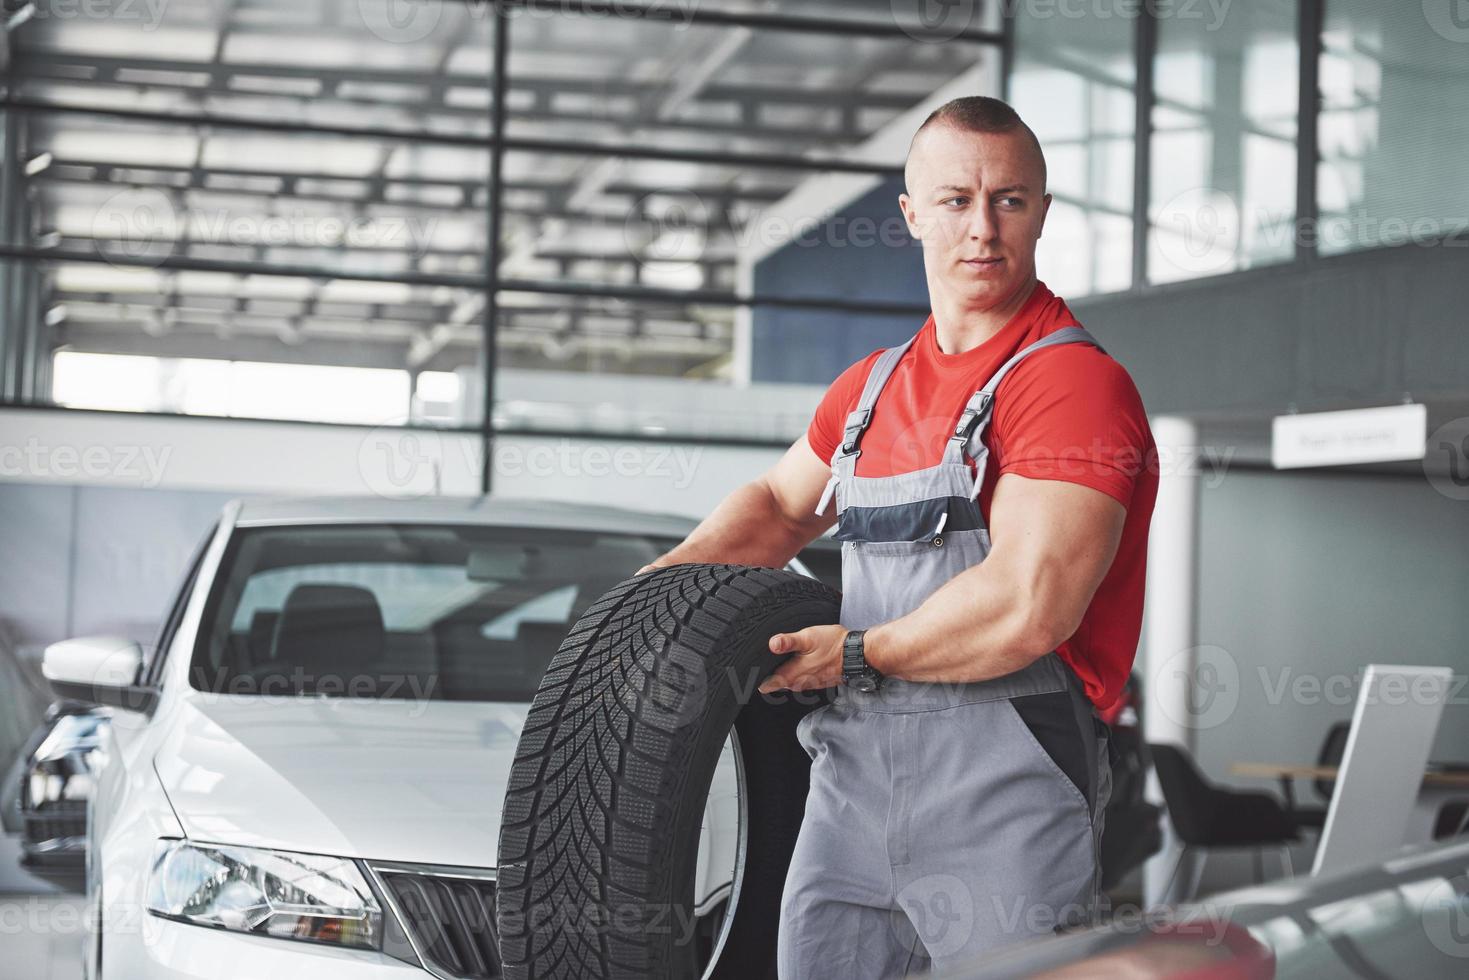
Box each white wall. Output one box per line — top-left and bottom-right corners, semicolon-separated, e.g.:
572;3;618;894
1186;464;1469;896
1193;466;1469;775
0;407;484;496
0;406;787;518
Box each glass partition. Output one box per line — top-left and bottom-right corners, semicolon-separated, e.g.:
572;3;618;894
1148;0;1299;284
1317;0;1469;255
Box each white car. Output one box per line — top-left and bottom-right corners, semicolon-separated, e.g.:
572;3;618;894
45;495;773;980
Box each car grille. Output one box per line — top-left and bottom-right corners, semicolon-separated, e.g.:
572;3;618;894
375;866;502;979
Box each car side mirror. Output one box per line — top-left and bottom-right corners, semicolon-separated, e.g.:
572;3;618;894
42;636;158;714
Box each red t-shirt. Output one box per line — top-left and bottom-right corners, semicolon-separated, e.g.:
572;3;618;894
806;282;1157;711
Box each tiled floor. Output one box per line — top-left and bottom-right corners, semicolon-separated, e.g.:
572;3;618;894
0;892;87;980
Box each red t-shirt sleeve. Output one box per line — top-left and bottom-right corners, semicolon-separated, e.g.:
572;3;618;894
989;346;1154;508
805;350;883;463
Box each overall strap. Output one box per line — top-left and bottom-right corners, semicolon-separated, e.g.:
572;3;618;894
942;325;1107;492
814;334;918;515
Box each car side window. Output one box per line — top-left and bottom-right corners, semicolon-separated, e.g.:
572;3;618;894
144;522;218;688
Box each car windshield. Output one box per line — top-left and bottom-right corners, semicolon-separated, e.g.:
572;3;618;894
190;523;673;702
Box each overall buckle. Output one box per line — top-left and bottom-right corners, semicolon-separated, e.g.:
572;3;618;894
840;407;872;456
949;393;992;443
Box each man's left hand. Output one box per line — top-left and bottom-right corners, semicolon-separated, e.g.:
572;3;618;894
758;624;848;694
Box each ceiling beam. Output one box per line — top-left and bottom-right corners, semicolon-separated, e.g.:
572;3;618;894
16;52;923;111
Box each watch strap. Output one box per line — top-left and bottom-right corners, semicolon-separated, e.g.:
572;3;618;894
842;629;884;690
841;629;867;676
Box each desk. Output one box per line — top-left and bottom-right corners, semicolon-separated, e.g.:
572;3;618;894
1231;762;1469;843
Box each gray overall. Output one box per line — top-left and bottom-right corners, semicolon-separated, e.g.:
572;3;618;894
777;327;1113;978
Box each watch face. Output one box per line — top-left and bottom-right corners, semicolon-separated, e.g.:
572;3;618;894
849;674;878;694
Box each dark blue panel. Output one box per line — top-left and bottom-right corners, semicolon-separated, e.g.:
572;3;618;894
751;174;928;384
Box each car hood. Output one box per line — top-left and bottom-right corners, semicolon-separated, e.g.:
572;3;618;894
154;694;528;869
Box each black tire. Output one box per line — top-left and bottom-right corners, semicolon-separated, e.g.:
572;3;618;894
496;563;841;980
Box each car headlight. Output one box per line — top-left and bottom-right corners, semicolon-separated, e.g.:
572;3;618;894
145;839;382;950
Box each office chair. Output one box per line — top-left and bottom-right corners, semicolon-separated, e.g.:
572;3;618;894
1149;742;1299;901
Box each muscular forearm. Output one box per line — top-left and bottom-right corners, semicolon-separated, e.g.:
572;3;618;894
646;476;823;571
865;556;1068;684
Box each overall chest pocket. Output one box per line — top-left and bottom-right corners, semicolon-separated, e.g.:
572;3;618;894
832;494;985;544
839;527;992;628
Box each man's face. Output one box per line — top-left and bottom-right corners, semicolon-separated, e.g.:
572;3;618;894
899;124;1051;313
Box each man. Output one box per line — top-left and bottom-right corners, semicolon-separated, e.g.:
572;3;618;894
642;96;1158;976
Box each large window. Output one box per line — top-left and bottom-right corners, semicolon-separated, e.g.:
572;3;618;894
1148;0;1299;283
1317;0;1469;255
1011;0;1467;299
51;352;422;425
1;2;494;427
1009;1;1137;299
0;0;1005;456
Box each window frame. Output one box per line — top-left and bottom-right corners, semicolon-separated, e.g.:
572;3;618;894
143;520;219;689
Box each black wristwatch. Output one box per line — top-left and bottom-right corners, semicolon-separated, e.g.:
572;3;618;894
841;629;884;693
